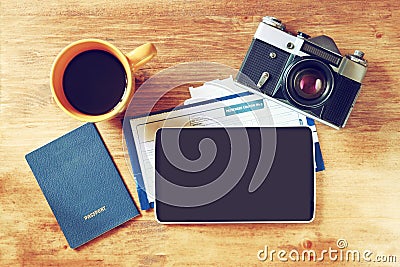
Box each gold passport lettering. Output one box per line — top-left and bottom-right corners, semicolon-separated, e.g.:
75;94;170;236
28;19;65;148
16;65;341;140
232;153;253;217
84;206;106;221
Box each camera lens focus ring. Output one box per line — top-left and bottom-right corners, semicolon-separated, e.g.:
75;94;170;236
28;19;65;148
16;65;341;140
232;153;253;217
284;58;334;108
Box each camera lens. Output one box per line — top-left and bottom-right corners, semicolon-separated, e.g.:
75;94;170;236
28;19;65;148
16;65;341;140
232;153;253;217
285;58;334;108
295;69;326;99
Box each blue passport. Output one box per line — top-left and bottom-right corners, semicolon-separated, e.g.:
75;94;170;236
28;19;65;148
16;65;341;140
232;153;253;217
25;123;139;249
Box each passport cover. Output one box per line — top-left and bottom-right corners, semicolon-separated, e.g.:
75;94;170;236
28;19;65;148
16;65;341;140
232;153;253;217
25;123;139;249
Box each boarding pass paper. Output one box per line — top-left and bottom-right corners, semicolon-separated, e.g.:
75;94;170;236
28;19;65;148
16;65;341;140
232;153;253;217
128;77;323;204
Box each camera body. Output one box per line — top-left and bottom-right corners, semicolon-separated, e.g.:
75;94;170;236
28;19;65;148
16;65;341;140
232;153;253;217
237;17;368;129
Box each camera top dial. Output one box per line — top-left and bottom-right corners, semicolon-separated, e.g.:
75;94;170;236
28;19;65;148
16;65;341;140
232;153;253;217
347;50;368;67
262;16;286;31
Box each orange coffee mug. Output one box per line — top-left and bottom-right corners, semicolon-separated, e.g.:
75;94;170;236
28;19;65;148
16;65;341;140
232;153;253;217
50;39;157;122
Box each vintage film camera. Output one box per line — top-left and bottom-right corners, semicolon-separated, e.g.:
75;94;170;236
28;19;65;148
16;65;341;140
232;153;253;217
237;16;368;128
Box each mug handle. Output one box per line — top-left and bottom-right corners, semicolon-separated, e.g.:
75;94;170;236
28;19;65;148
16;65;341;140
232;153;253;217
126;43;157;70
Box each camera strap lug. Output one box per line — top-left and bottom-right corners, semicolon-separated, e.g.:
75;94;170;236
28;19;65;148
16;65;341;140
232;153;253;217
257;72;270;88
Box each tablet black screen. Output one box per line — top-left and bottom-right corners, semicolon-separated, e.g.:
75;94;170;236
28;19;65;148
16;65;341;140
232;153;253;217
155;127;314;222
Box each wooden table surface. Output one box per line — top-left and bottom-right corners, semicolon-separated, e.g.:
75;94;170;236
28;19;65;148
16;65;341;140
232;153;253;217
1;0;399;266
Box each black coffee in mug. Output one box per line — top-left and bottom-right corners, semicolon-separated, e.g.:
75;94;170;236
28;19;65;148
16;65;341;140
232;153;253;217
63;50;127;115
